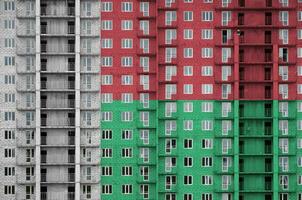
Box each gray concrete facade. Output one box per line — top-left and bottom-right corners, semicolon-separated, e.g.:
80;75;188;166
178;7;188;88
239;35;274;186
0;0;100;199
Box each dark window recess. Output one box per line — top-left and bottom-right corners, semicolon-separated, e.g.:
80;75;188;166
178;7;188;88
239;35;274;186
266;0;272;7
264;49;272;62
265;86;272;99
239;85;244;98
265;31;271;43
264;68;271;80
265;13;272;25
238;13;244;25
239;0;245;7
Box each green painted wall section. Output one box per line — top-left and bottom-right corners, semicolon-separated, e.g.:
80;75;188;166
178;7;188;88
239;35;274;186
100;100;302;200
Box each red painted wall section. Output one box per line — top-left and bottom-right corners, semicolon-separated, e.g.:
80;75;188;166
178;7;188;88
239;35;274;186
101;0;301;101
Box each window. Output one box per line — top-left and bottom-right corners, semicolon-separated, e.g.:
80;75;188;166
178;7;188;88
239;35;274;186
4;1;15;11
121;2;133;12
121;112;133;122
183;66;193;76
102;185;112;194
101;2;113;12
4;167;15;176
101;57;112;67
101;39;113;49
101;93;113;103
101;20;112;30
298;48;302;58
184;48;193;58
201;139;213;149
121;20;133;30
4;130;15;140
201;193;213;200
184;157;193;167
166;29;177;44
4;56;15;66
101;166;112;176
184;11;193;21
184;176;193;185
201;120;213;130
201;157;213;167
202;11;213;21
4;38;15;48
4;19;15;29
201;29;213;39
121;75;133;85
184;29;193;39
4;112;15;121
101;112;112;121
280;29;288;44
299;11;302;21
140;2;149;16
201;66;213;76
122;130;133;140
121;148;132;158
4;148;15;158
101;75;112;85
184;120;193;130
121;93;133;103
298;84;302;94
201;176;213;185
4;93;15;103
202;48;213;58
201;102;213;112
298;29;302;40
121;39;133;48
202;84;213;94
222;11;231;26
165;11;177;25
122;166;132;176
101;130;112;140
279;11;289;26
184;139;193;149
222;139;232;154
4;185;15;195
184;84;193;94
279;175;289;190
184;102;193;112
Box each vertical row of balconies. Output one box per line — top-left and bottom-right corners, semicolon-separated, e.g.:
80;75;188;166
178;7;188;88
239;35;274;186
156;1;179;199
135;1;158;200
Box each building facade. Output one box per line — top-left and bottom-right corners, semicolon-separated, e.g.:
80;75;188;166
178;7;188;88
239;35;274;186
0;0;100;200
100;0;302;200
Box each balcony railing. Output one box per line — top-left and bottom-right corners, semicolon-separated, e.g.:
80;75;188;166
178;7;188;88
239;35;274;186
41;44;75;54
41;99;75;109
41;118;75;127
40;81;75;90
40;25;75;35
41;192;75;200
40;7;75;17
41;155;75;164
41;173;75;183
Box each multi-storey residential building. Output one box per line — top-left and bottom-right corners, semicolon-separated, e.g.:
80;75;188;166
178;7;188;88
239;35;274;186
100;0;302;200
0;0;100;200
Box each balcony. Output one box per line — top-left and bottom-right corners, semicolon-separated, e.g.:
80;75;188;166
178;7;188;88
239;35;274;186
41;155;75;165
41;81;75;91
41;136;75;147
41;44;75;55
41;192;75;200
41;99;75;109
41;25;75;36
41;173;75;183
41;118;75;127
40;7;75;18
